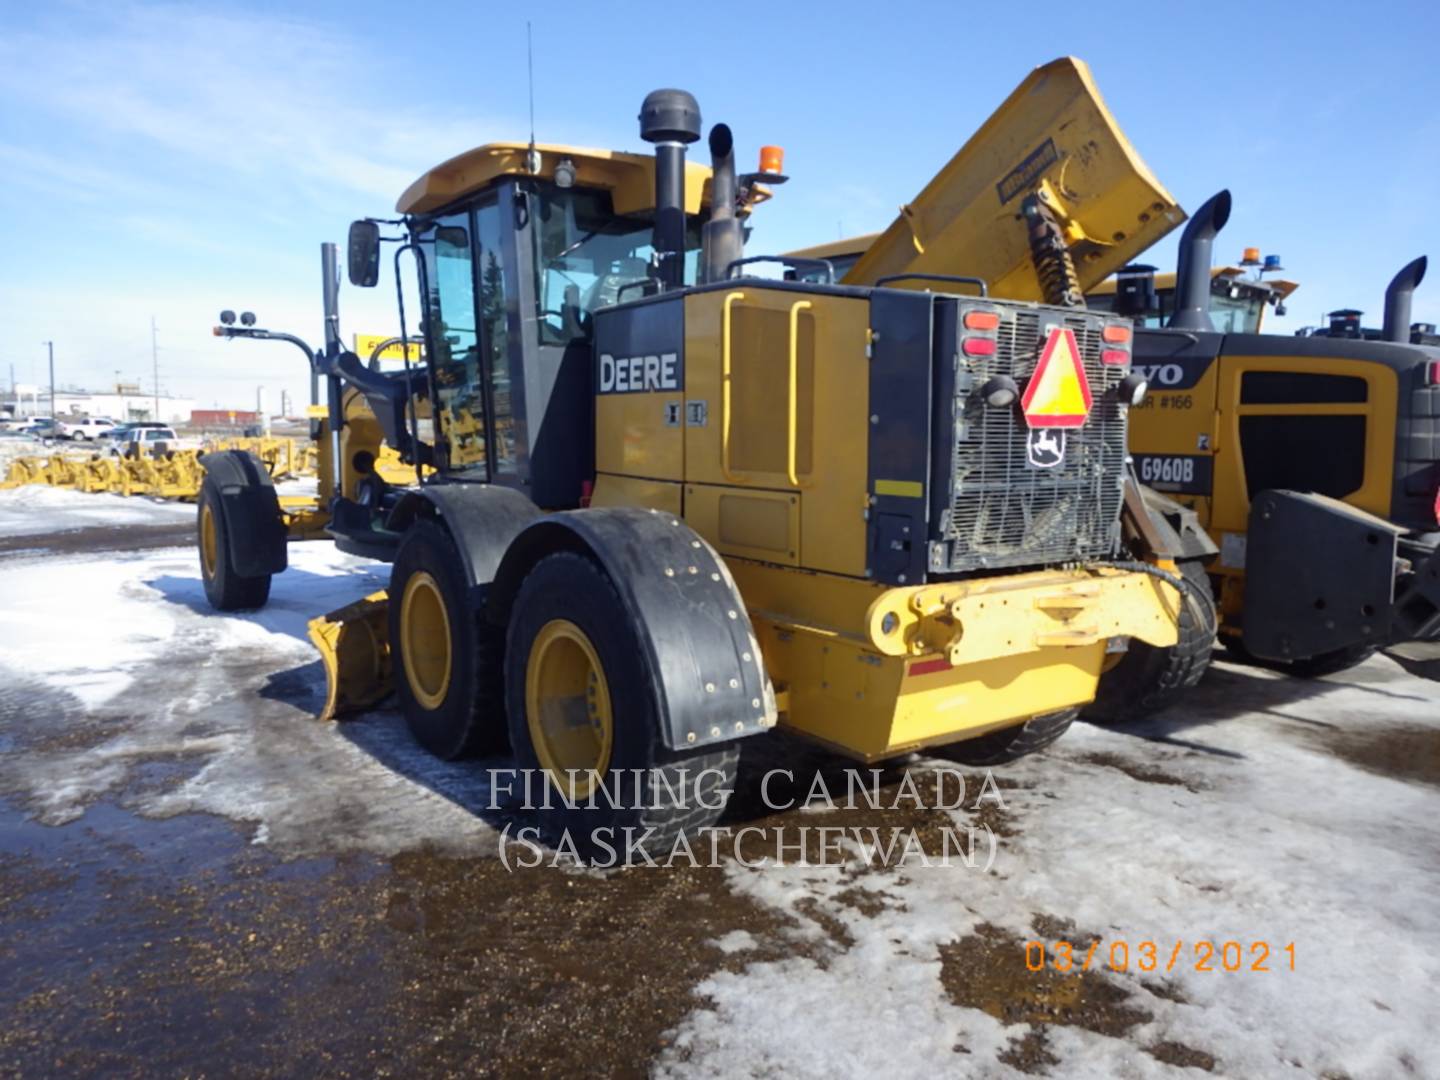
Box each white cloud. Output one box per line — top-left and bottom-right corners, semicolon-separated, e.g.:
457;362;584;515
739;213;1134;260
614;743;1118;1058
0;2;498;208
0;2;508;409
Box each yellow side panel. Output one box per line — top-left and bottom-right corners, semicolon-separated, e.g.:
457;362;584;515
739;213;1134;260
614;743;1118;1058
1125;358;1220;529
590;473;682;516
1211;355;1398;536
687;485;799;566
595;379;683;482
683;288;870;576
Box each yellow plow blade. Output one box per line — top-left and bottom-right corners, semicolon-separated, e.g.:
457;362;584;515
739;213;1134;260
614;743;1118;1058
843;56;1184;300
306;591;392;722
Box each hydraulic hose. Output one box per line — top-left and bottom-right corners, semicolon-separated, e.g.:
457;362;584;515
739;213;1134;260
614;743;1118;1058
1101;559;1218;637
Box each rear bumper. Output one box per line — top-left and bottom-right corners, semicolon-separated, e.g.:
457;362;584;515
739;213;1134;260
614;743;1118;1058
740;563;1181;761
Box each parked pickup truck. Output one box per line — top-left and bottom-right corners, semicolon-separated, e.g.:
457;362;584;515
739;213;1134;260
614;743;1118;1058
57;417;118;441
105;426;200;455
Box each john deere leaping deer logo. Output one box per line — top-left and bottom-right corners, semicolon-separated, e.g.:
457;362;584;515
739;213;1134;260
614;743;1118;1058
1026;428;1065;468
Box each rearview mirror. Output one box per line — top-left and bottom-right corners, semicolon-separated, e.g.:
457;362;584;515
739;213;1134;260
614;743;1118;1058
348;220;381;287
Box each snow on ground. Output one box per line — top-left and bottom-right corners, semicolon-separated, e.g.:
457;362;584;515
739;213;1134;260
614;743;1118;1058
0;540;502;855
0;503;1437;1077
661;659;1440;1080
0;484;193;537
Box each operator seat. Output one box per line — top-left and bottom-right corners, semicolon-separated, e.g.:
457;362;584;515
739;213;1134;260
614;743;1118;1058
584;257;652;313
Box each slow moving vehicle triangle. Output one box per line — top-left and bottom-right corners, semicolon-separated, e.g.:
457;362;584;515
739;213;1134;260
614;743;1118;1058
1021;326;1092;428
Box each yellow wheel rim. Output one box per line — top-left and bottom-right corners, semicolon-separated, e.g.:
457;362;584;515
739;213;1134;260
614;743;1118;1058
200;503;219;579
399;571;452;710
525;619;613;801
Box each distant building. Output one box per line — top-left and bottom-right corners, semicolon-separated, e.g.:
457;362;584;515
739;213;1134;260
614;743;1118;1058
1;387;197;424
191;409;260;429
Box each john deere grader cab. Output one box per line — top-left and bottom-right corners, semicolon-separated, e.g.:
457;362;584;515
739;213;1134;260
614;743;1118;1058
200;73;1207;855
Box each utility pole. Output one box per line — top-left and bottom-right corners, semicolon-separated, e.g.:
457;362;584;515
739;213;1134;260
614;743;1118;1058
150;316;160;421
43;341;54;419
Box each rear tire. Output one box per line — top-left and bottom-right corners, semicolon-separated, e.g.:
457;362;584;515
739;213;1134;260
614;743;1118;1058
1084;560;1216;723
504;551;737;861
942;709;1077;766
197;478;271;611
388;518;507;760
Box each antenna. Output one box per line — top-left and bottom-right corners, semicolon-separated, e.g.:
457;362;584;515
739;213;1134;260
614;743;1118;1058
525;21;539;173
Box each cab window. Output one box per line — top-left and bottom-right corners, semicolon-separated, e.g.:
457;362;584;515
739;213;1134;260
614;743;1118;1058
531;186;700;346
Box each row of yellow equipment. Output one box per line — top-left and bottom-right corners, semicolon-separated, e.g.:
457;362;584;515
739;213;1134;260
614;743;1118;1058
0;437;318;499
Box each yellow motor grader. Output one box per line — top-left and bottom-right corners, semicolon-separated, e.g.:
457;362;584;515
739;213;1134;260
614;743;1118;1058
201;59;1210;853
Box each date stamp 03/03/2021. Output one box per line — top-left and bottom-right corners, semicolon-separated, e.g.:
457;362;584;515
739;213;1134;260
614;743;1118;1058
1026;940;1297;974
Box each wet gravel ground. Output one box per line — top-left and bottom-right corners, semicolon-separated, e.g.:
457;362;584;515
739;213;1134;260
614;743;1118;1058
1;520;1438;1077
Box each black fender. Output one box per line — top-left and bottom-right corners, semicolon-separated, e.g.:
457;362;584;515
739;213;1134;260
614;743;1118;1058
199;450;287;577
386;483;543;590
488;507;777;751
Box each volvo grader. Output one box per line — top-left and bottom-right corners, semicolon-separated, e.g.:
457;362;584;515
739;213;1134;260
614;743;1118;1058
199;58;1213;854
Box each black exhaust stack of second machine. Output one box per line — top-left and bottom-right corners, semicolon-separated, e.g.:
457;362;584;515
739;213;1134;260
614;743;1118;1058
1382;256;1427;343
701;124;744;285
1168;190;1232;332
639;89;701;290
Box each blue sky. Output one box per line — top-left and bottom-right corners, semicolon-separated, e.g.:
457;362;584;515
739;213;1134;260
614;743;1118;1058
2;0;1438;412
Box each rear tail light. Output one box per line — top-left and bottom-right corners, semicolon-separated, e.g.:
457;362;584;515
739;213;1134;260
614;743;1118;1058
962;337;996;357
1426;360;1440;385
1101;349;1130;366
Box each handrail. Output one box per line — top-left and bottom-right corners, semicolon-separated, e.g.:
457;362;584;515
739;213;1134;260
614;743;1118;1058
721;291;746;481
787;300;813;487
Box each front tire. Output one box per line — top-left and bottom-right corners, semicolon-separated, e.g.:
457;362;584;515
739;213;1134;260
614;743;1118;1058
505;551;737;861
1084;560;1216;723
388;518;506;760
197;478;271;611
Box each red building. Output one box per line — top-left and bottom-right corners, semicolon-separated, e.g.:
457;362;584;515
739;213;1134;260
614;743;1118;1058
190;409;259;427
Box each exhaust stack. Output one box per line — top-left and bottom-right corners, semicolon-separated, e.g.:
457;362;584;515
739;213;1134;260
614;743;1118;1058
639;89;701;290
701;124;743;284
1168;190;1232;332
1383;256;1427;343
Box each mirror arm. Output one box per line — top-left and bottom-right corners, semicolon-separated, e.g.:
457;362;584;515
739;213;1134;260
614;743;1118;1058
214;326;318;369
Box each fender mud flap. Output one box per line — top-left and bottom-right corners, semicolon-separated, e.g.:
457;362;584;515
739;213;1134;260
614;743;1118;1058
307;591;391;721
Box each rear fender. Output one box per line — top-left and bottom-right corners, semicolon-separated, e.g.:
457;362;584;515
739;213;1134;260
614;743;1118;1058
387;484;542;592
488;507;777;751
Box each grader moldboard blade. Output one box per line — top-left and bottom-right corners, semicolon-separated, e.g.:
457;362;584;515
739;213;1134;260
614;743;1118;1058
844;56;1185;300
307;591;392;721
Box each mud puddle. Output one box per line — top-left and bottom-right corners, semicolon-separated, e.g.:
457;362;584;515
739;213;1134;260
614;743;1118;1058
1307;723;1440;788
938;921;1217;1074
0;793;802;1077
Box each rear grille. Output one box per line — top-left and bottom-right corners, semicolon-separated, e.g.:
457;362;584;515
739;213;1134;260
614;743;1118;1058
940;307;1128;572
